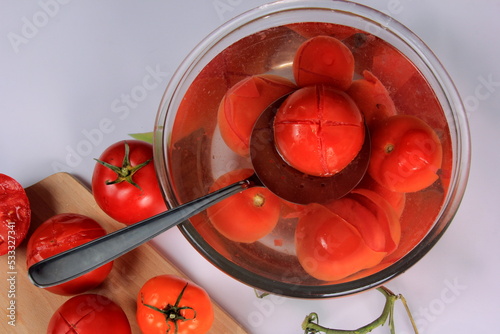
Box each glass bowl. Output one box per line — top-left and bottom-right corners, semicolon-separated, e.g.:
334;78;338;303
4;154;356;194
153;0;470;298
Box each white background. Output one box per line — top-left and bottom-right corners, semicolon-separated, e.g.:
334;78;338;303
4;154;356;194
2;0;499;333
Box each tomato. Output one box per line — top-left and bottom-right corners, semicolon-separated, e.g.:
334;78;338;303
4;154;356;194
26;213;113;295
206;169;281;243
346;70;397;127
137;275;214;334
293;35;354;90
357;173;406;217
0;174;31;256
92;140;168;225
286;22;360;40
47;294;131;334
368;115;443;192
274;85;365;177
217;74;296;156
295;204;386;281
326;189;400;254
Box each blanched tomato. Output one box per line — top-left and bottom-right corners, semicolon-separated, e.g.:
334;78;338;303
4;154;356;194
347;70;397;127
218;74;296;156
357;174;406;217
274;85;365;177
206;169;281;243
92;140;168;225
293;35;354;90
326;189;401;254
295;204;386;281
26;213;113;295
0;174;31;256
47;294;131;334
137;275;214;334
368;115;443;192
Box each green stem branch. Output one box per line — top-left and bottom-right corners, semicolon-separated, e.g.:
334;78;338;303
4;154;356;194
301;286;418;334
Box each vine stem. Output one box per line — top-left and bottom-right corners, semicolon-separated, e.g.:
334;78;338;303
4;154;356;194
301;286;419;334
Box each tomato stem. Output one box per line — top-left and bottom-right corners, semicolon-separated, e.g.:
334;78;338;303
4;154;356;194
253;193;266;207
141;282;196;334
94;141;151;190
301;286;419;334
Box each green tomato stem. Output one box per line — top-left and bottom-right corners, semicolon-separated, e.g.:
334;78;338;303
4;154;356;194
301;286;419;334
94;141;151;190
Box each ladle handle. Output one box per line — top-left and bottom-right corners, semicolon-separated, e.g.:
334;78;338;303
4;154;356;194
28;178;252;288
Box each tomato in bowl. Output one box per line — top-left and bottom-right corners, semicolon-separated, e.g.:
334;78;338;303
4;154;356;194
153;0;470;298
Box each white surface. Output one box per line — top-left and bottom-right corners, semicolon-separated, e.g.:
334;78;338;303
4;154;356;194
2;0;499;333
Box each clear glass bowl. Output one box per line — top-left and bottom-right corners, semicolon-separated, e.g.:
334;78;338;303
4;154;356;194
153;0;470;298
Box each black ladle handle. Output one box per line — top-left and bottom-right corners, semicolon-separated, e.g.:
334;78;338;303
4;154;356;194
28;177;255;288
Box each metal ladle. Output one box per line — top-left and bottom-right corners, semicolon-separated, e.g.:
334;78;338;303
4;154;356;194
28;95;370;288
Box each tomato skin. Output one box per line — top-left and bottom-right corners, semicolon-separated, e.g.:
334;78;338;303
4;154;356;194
137;275;214;334
218;74;296;156
47;294;131;334
293;35;355;90
295;204;385;281
274;85;365;177
357;174;406;217
0;174;31;256
206;169;281;243
346;70;397;127
92;140;167;225
368;115;443;192
26;213;113;295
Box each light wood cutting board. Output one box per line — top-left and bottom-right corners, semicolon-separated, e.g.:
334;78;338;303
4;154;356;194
0;172;248;334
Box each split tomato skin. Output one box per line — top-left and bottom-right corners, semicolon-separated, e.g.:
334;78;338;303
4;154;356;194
295;204;386;281
26;213;113;295
47;294;131;334
206;169;281;243
92;140;167;225
368;115;443;192
293;35;355;90
274;85;365;177
217;74;296;156
326;189;400;254
0;174;31;256
137;275;214;334
346;70;397;127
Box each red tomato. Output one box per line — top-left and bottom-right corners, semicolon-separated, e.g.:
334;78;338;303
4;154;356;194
274;85;365;177
26;213;113;295
295;204;386;281
206;169;281;243
217;74;296;156
137;275;214;334
293;35;354;90
368;115;443;192
0;174;31;256
357;173;406;217
346;70;397;127
286;22;360;40
47;294;131;334
326;189;401;254
92;140;168;225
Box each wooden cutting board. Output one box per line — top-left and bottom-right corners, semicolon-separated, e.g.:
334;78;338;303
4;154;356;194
0;172;248;334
